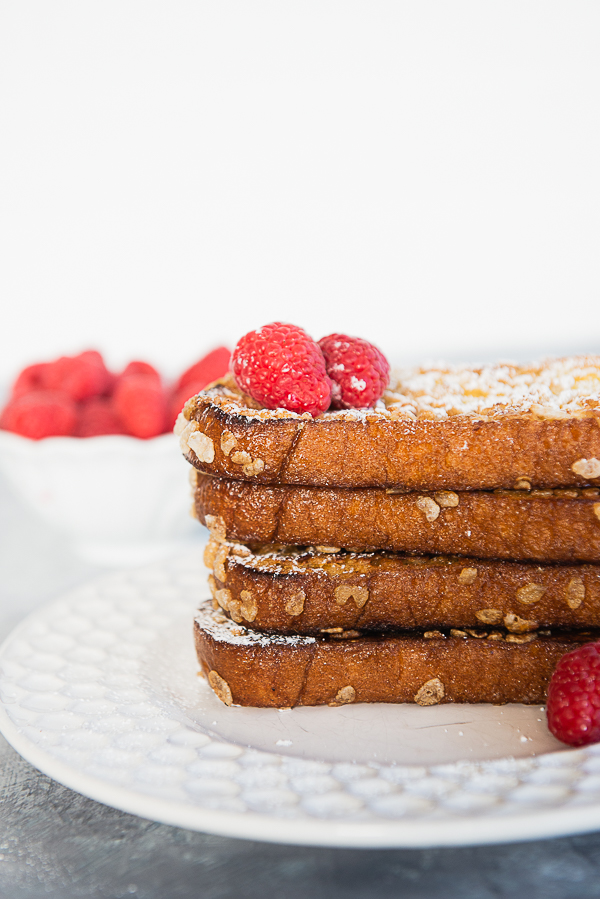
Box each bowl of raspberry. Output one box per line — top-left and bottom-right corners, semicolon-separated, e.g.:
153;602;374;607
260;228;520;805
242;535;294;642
0;347;230;566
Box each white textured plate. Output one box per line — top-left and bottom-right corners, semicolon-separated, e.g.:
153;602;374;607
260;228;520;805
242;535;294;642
2;551;600;848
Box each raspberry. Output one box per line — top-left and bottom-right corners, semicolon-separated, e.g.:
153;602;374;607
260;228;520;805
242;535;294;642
168;383;207;430
169;346;232;429
546;642;600;746
232;323;331;417
113;374;168;439
41;350;113;401
120;360;162;383
176;346;231;393
318;334;389;409
0;390;77;439
75;397;125;437
11;362;50;399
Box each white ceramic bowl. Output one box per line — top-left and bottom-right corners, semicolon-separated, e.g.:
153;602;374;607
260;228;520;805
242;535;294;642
0;429;198;566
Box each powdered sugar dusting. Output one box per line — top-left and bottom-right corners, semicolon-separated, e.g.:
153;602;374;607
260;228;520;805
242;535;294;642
190;356;600;422
200;388;303;421
390;356;600;418
195;600;316;647
226;542;458;576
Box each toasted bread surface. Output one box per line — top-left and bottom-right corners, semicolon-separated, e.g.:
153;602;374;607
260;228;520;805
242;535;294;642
205;542;600;635
194;601;589;707
195;475;600;562
178;359;600;490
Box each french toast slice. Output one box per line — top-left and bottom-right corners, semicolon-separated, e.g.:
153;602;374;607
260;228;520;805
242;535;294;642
177;358;600;491
205;541;600;635
194;474;600;563
194;600;592;708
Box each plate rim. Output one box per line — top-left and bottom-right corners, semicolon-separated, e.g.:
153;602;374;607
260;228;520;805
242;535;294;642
2;700;600;848
1;564;599;849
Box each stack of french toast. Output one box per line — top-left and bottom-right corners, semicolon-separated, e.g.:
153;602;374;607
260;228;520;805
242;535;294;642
177;357;600;708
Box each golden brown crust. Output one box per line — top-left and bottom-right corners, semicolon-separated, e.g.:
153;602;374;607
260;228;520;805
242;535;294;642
207;543;600;635
194;603;587;707
179;381;600;490
195;476;600;563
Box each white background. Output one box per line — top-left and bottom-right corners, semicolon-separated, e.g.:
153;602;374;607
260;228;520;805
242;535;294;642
1;1;600;383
